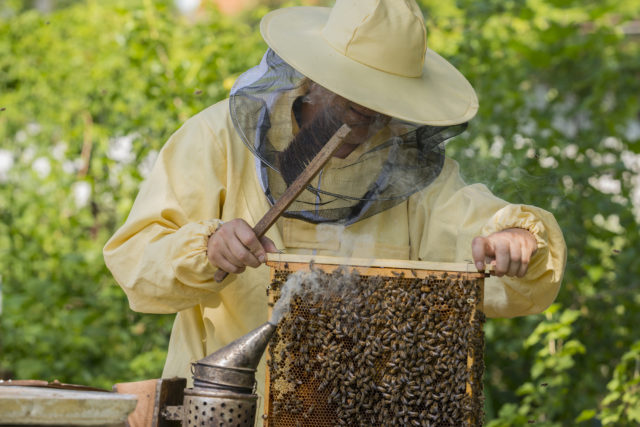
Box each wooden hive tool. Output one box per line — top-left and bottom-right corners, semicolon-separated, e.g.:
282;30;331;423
214;124;351;282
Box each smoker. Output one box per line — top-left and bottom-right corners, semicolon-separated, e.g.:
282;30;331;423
158;254;486;426
163;322;276;426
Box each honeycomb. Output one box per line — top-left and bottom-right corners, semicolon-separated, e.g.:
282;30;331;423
265;258;486;426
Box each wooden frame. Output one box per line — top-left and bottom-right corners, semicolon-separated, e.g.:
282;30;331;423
264;253;486;426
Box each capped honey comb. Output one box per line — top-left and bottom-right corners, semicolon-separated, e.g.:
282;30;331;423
265;254;486;427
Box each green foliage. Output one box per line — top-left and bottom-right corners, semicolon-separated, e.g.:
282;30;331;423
1;0;640;424
0;0;267;387
486;305;586;426
599;341;640;425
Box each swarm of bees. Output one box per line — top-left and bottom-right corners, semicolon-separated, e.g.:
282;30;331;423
266;265;485;427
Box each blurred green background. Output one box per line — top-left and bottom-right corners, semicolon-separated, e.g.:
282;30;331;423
1;0;639;425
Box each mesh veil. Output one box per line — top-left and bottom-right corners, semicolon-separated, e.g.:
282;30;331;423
229;49;467;225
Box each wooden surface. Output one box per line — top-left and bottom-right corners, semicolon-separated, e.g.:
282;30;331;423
0;385;137;426
266;252;488;277
113;378;185;427
0;379;108;392
153;378;185;426
113;379;157;427
214;124;351;283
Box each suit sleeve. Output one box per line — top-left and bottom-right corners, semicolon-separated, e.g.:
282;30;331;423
409;158;567;318
103;110;230;314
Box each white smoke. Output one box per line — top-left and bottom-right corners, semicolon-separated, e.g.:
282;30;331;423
316;223;376;260
269;269;324;325
269;266;358;325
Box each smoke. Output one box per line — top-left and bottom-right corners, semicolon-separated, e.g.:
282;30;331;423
267;225;378;324
269;266;360;325
270;270;316;325
269;269;328;325
316;223;377;260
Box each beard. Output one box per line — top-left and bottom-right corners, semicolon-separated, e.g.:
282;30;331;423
277;104;344;187
277;101;388;187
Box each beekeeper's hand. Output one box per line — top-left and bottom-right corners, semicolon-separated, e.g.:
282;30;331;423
207;219;278;274
471;228;538;277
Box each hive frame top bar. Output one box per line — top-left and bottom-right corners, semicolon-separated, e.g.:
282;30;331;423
266;253;487;276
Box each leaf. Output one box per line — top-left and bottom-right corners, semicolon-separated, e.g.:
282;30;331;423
575;409;596;423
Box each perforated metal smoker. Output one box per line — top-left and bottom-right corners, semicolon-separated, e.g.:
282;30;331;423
183;322;276;426
265;254;487;426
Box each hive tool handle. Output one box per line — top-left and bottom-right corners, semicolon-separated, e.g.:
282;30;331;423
213;124;352;283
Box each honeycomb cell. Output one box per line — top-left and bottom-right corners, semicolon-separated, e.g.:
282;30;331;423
265;262;486;426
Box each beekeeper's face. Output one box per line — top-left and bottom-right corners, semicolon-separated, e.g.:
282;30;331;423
303;83;390;156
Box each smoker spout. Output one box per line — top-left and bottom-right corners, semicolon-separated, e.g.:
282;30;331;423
191;322;276;392
200;322;276;370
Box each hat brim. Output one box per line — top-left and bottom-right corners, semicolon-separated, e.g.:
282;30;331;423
260;6;479;126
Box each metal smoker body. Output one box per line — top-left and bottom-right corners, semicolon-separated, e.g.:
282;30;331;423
179;322;276;426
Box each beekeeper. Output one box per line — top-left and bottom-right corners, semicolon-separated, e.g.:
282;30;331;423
104;0;566;409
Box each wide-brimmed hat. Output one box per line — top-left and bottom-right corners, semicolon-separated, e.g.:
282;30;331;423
260;0;478;126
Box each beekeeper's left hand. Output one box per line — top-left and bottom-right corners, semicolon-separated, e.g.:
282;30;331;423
471;228;538;277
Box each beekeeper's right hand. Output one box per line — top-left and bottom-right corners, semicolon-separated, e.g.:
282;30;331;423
207;219;278;274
